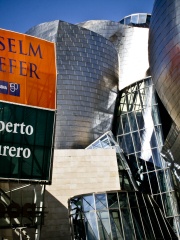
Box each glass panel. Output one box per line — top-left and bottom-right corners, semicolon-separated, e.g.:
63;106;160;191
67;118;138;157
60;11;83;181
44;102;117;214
157;170;168;193
146;15;151;24
84;212;99;240
118;121;123;135
83;195;95;212
169;192;180;216
121;208;136;239
162;192;173;217
132;132;141;152
107;193;119;209
131;208;146;239
136;111;144;129
92;140;102;149
138;14;147;23
97;211;111;239
137;81;144;90
153;207;177;239
120;19;124;24
133;92;142;111
165;169;173;191
131;14;138;24
127;154;141;184
151;105;160;125
119;170;134;191
118;136;127;153
144;78;152;87
174;216;180;237
150;130;158;148
100;136;110;148
145;156;155;172
128;192;138;207
109;210;124;240
121;114;130;133
139;173;151;194
149;172;160;194
124;16;131;25
71;199;82;216
153;194;163;210
124;134;134;154
128;112;138;131
118;192;128;208
154;125;163;147
139;148;153;163
139;206;155;239
146;207;164;239
72;213;86;239
136;192;145;207
95;194;107;210
152;148;163;169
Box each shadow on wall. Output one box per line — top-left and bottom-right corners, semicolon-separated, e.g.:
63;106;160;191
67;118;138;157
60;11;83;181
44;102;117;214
41;190;71;240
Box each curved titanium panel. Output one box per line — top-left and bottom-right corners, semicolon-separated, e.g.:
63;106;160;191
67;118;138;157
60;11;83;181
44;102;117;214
78;20;150;90
149;0;180;130
26;20;118;149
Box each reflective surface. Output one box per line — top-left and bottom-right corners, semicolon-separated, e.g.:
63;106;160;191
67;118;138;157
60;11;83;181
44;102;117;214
86;131;138;191
114;77;180;238
149;0;180;166
26;21;119;149
78;20;150;90
119;13;151;28
69;191;177;240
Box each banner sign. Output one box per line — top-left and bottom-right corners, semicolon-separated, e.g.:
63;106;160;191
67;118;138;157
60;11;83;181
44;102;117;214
0;29;56;183
0;101;55;182
0;29;56;109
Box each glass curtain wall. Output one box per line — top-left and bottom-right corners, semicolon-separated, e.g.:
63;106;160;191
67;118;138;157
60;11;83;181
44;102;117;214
69;191;177;240
114;77;180;238
86;131;138;191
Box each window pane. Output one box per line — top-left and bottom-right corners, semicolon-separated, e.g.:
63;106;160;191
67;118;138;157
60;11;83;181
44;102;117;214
139;14;147;23
132;132;141;152
95;194;107;210
128;192;138;207
107;193;119;209
128;112;138;131
136;111;144;129
149;172;160;194
97;211;111;239
131;15;138;24
109;210;124;240
121;114;130;133
124;134;134;154
162;192;173;217
125;17;131;25
84;212;99;239
157;170;168;193
118;192;128;208
152;148;163;169
83;195;95;211
121;209;136;239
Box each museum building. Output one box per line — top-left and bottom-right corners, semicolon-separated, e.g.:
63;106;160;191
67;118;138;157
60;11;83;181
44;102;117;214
0;0;180;239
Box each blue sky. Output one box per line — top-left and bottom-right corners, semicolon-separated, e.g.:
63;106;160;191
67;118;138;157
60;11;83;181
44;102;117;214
0;0;154;33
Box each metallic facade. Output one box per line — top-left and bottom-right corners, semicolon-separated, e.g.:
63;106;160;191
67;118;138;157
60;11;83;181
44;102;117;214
149;0;180;129
1;3;180;239
78;17;150;90
26;20;119;149
149;0;180;166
